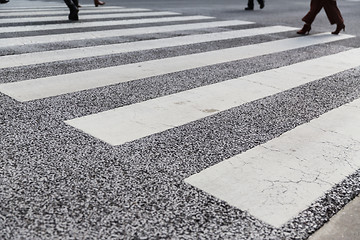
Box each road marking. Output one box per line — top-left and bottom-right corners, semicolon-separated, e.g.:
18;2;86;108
0;11;181;24
0;20;252;47
0;15;214;34
0;33;352;102
1;2;359;231
64;47;360;146
0;8;149;17
0;33;352;101
0;6;124;11
0;26;296;69
185;97;360;228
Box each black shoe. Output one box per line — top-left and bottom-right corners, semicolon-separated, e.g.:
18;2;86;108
0;0;9;4
245;7;254;10
331;23;345;35
68;8;79;21
297;24;311;35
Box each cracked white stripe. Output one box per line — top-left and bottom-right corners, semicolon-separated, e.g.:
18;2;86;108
185;98;360;228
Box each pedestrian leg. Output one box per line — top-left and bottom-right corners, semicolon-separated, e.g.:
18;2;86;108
73;0;81;8
245;0;254;10
323;0;345;34
64;0;79;21
257;0;265;9
301;0;324;25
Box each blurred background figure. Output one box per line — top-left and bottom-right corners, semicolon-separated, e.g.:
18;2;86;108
0;0;9;4
94;0;105;7
245;0;264;10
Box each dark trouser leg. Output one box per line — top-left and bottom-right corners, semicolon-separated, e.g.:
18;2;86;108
247;0;254;8
64;0;76;8
72;0;79;7
257;0;264;9
323;0;344;25
301;0;324;25
63;0;79;20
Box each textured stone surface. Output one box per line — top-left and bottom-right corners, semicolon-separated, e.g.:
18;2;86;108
1;0;360;239
309;195;360;240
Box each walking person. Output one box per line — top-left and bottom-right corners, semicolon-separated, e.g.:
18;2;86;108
297;0;345;35
245;0;265;10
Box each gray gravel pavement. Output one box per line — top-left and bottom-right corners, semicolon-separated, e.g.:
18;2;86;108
1;0;360;239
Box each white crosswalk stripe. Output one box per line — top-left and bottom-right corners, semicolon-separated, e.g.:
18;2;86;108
1;4;359;230
0;5;123;11
0;26;295;69
0;20;253;47
0;11;181;24
0;33;352;101
64;47;360;147
185;97;360;228
0;15;215;33
0;7;149;16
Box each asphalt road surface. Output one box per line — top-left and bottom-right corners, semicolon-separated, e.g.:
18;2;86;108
1;0;360;239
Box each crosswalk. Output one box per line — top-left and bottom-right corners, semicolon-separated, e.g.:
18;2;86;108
1;3;360;233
